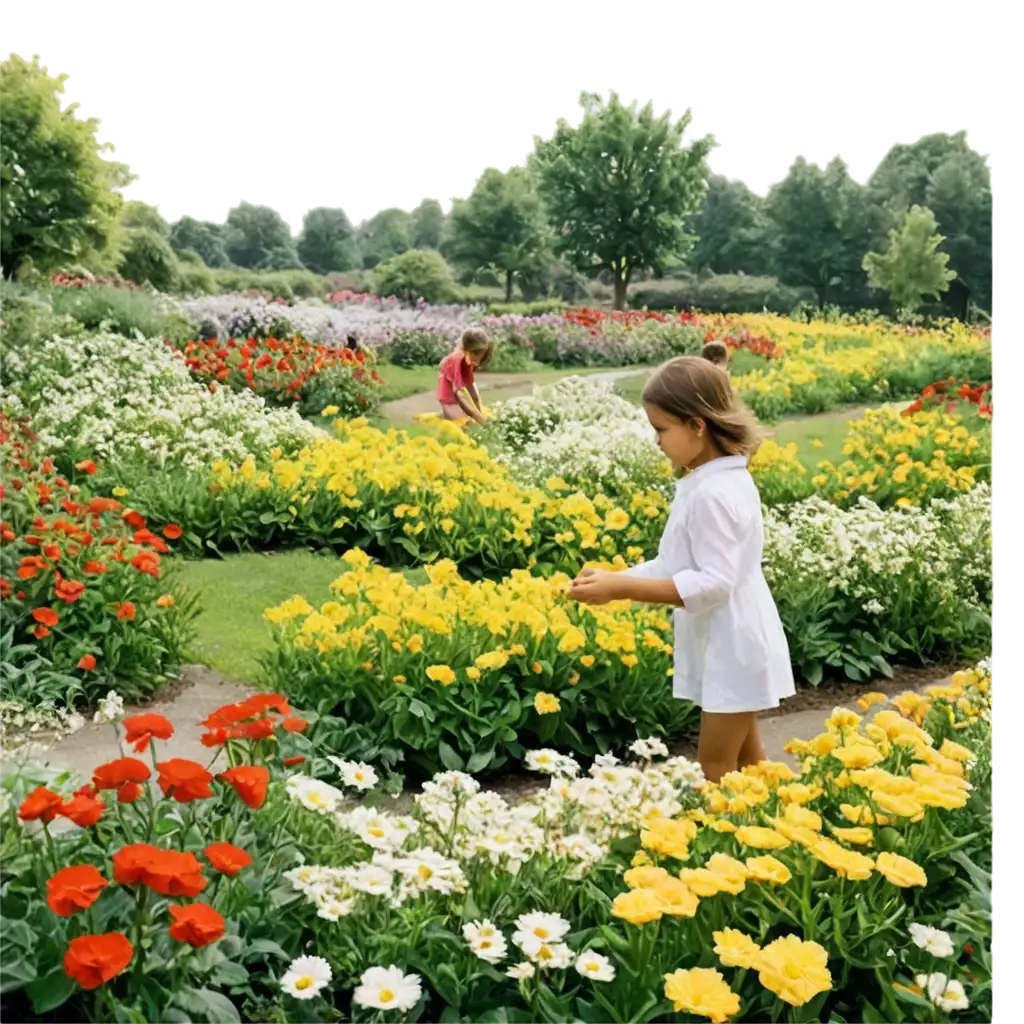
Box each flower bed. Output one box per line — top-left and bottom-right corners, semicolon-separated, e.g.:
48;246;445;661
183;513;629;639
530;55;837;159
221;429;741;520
0;331;318;472
0;415;197;703
261;551;691;775
172;336;385;417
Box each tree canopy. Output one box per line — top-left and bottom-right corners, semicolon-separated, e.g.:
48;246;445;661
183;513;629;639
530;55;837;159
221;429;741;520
297;206;360;274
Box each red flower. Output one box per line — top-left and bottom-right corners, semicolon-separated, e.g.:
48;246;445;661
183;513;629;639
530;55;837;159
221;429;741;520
243;717;275;741
59;789;106;828
168;903;226;947
92;757;151;803
18;786;64;823
55;576;86;603
133;529;168;553
17;555;48;579
64;933;134;990
47;865;108;916
123;510;146;530
43;543;62;560
242;693;291;716
77;654;97;671
283;755;306;767
113;844;207;897
32;607;59;627
33;625;51;639
219;765;269;809
282;716;308;733
123;713;174;753
204;842;253;876
84;561;109;574
88;497;122;514
75;460;98;475
131;551;161;577
156;758;214;802
116;602;136;621
162;524;183;540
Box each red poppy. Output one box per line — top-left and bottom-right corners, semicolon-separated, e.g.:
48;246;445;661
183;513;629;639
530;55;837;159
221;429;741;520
75;460;98;475
203;702;255;729
123;713;174;753
77;653;97;671
115;602;136;622
47;865;109;916
32;607;59;627
43;543;62;560
113;844;207;897
92;757;151;803
242;693;291;716
131;550;161;577
157;758;214;802
162;524;183;540
204;842;253;876
63;932;134;990
123;510;146;530
88;497;122;514
282;717;308;733
133;529;168;554
18;786;64;823
59;789;106;828
242;717;275;741
219;765;270;809
17;555;48;579
55;576;87;603
84;561;109;574
283;755;306;767
168;903;226;948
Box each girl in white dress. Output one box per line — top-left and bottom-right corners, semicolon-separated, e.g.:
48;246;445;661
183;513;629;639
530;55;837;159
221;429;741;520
570;356;794;782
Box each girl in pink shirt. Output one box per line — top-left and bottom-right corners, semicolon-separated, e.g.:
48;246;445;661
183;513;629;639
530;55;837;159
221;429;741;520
437;328;493;426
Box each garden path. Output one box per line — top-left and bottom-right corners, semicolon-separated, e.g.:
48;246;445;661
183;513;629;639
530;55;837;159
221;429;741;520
379;367;648;424
5;662;952;805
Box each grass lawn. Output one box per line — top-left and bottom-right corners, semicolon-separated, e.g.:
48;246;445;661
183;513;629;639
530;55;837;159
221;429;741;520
772;400;912;469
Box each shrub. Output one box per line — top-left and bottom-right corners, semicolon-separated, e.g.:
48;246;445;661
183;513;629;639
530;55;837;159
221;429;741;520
630;273;814;314
384;330;453;368
485;299;567;317
46;285;194;345
373;250;458;305
117;228;180;292
173;250;218;295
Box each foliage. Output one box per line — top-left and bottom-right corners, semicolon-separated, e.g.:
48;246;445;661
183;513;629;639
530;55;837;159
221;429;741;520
372;249;458;306
117;228;180;291
174;250;218;295
531;91;714;309
119;201;170;238
44;284;194;345
629;273;814;315
685;174;773;276
296;207;360;275
863;205;957;314
447;168;551;302
224;202;300;271
409;198;446;250
357;208;412;269
384;330;455;369
0;54;134;279
169;217;230;268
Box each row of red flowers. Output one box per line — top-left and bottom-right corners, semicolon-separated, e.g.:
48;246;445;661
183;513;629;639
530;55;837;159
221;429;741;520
902;377;993;418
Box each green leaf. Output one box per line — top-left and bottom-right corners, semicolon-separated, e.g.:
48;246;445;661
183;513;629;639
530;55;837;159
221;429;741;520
465;748;494;774
437;740;465;771
27;970;76;1014
194;987;241;1023
210;961;249;988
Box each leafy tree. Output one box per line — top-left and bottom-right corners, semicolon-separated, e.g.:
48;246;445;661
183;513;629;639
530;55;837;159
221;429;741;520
168;216;229;268
120;200;169;237
447;168;551;302
0;53;134;277
358;208;412;269
224;201;299;270
862;205;956;314
372;249;457;305
411;198;446;250
117;228;179;291
868;132;991;316
765;156;870;307
297;206;359;274
530;91;714;309
686;174;772;276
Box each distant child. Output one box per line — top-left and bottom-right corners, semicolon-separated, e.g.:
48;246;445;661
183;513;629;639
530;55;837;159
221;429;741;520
437;328;492;426
701;340;729;373
569;356;794;783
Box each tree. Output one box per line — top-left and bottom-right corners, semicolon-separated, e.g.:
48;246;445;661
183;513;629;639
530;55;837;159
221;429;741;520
118;227;179;291
297;206;359;274
686;174;772;276
169;216;229;268
765;156;870;307
224;201;299;270
530;91;714;309
447;168;551;302
120;200;169;237
410;198;446;249
372;249;457;305
357;208;412;269
868;132;991;316
862;205;956;315
0;53;134;277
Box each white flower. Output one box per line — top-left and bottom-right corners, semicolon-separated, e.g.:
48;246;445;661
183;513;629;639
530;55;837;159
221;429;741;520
281;955;332;999
352;965;422;1011
343;863;394;896
513;911;571;946
575;950;616;982
863;599;885;615
909;923;955;959
629;737;669;760
467;928;508;964
526;749;564;774
593;753;621;769
328;756;379;791
916;973;970;1012
390;848;466;895
343;807;401;849
294;777;344;814
519;937;575;969
506;962;536;981
94;691;125;725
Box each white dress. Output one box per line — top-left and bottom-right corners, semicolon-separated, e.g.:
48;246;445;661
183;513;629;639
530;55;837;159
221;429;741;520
623;455;795;713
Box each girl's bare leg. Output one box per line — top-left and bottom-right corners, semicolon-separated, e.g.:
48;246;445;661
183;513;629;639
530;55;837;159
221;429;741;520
440;404;465;422
737;716;765;769
697;711;757;783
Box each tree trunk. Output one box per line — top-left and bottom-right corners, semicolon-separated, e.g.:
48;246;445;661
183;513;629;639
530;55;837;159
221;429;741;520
613;270;628;310
505;270;513;304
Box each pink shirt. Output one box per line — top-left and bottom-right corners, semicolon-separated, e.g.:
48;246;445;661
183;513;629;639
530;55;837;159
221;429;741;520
437;351;474;404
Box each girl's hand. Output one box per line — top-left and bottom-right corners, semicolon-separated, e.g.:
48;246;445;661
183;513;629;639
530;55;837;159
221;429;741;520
569;569;621;606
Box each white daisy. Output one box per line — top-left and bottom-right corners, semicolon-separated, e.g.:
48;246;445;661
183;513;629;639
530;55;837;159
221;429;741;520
328;756;379;791
469;932;508;964
908;923;955;959
575;950;616;982
629;737;669;760
512;911;570;947
343;863;394;896
294;777;344;814
281;955;332;1000
352;965;422;1011
506;962;536;981
520;938;575;969
916;973;970;1012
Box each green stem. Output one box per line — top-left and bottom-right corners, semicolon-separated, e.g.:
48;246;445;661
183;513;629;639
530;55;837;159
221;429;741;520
131;886;148;993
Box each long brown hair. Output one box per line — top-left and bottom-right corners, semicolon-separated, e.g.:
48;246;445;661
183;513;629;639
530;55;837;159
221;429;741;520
642;356;762;456
460;328;493;369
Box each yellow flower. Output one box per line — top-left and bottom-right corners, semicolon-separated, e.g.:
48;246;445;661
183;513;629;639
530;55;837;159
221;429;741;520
631;850;652;868
392;675;406;684
870;790;924;820
830;826;874;846
341;548;372;570
825;708;861;733
745;855;792;885
783;803;822;832
580;654;595;668
706;853;749;895
426;664;456;687
938;738;975;762
534;692;561;715
112;486;129;497
406;634;424;654
465;667;481;681
810;837;874;880
604;508;630;531
641;818;697;860
623;865;670;889
831;744;885;769
558;626;587;653
611;888;664;925
713;928;762;969
756;935;832;1007
655;877;701;918
734;826;790;850
856;691;888;712
677;868;728;898
663;968;740;1024
475;650;510;671
320;405;340;417
875;852;928;888
776;783;822;805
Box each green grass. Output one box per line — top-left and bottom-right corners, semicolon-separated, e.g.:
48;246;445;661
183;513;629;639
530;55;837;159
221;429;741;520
771;401;912;469
379;365;445;402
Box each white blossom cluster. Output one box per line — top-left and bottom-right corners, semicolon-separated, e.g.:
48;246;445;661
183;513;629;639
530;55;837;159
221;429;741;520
2;331;319;470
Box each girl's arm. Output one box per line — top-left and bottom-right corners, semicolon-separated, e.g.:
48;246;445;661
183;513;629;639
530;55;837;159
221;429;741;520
468;383;486;421
455;386;486;425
